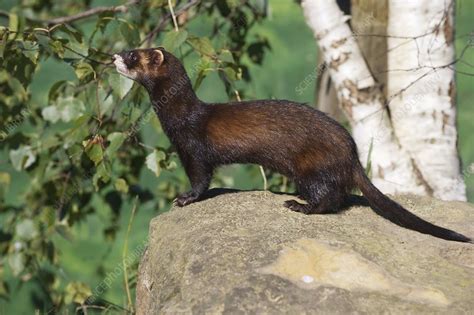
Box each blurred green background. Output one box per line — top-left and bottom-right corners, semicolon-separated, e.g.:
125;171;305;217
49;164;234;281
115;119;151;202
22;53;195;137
0;0;473;314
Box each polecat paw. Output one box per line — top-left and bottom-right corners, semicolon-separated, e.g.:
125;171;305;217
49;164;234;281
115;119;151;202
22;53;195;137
175;192;199;207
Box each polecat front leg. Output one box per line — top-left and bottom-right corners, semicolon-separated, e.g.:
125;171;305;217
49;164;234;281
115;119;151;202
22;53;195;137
175;155;212;207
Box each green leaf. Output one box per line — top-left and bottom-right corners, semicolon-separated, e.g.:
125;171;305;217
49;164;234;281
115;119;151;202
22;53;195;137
16;219;38;240
36;34;52;54
58;24;83;43
8;252;24;276
109;73;134;99
222;66;242;81
120;22;140;47
57;96;86;122
219;49;235;63
65;282;92;305
106;132;126;156
19;40;39;63
74;61;95;81
55;224;73;241
8;77;27;101
226;0;239;9
193;56;213;90
0;30;6;58
95;14;114;33
83;139;103;166
8;13;19;33
93;161;111;190
48;80;67;102
0;172;11;185
50;40;65;58
42;96;86;123
119;76;134;99
145;150;166;177
97;86;114;116
114;178;129;193
162;30;188;52
0;280;9;298
41;207;56;228
166;160;177;171
150;0;168;8
187;36;216;56
10;145;36;171
63;42;89;60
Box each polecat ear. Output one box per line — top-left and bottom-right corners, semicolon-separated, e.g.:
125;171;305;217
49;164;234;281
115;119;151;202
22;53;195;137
152;49;164;66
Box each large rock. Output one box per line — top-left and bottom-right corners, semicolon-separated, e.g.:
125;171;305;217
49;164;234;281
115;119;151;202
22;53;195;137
136;190;474;314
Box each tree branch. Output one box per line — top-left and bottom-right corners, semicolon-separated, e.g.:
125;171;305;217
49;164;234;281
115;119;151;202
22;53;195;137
45;0;140;25
0;0;140;26
141;0;200;47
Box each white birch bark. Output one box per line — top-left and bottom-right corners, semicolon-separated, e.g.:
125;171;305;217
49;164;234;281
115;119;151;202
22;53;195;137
387;0;466;201
302;0;427;195
315;55;345;122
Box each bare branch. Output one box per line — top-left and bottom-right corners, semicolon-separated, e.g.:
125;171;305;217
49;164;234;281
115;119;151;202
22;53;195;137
450;66;474;77
354;42;471;124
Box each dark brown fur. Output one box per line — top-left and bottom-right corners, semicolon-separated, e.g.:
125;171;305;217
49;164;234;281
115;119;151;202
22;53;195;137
114;48;472;243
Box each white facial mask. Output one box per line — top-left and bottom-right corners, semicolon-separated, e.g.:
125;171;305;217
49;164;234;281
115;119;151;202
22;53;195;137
113;54;138;79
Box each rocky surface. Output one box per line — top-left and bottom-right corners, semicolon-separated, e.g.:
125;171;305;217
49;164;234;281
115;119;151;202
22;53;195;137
136;190;474;314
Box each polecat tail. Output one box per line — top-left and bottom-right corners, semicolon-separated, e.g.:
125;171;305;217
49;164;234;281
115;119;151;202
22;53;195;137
354;166;472;243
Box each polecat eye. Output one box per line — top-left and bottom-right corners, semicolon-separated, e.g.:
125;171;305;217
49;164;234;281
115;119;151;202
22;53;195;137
129;51;137;62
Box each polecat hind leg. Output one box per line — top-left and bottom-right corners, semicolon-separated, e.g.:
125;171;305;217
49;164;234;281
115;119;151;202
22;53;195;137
284;200;313;214
285;176;346;214
175;191;202;207
284;198;334;214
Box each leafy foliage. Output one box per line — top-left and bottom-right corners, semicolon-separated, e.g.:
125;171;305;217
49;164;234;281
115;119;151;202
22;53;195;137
0;0;277;312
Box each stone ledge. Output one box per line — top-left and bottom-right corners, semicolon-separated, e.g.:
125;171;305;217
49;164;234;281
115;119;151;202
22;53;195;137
136;190;474;314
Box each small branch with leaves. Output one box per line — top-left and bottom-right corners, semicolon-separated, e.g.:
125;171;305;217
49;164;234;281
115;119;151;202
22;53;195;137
0;0;140;26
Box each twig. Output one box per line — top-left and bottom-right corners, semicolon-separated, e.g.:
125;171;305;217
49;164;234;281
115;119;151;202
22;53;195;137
48;0;139;25
13;0;140;26
234;90;241;101
88;297;133;313
259;165;268;191
451;67;474;76
64;44;113;65
138;142;156;151
168;0;179;32
141;0;200;47
75;305;110;313
354;43;471;123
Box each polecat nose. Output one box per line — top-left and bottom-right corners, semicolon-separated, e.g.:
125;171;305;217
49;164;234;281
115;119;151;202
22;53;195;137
112;54;120;61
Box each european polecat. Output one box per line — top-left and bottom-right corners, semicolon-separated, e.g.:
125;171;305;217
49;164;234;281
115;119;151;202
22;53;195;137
113;47;472;243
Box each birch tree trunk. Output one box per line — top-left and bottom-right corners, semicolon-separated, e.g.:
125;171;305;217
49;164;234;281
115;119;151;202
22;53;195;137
316;0;384;123
302;0;427;195
351;0;388;94
315;1;348;121
387;0;466;201
315;52;345;121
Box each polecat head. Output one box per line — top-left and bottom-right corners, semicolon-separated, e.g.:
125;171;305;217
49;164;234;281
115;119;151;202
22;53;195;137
113;48;165;82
